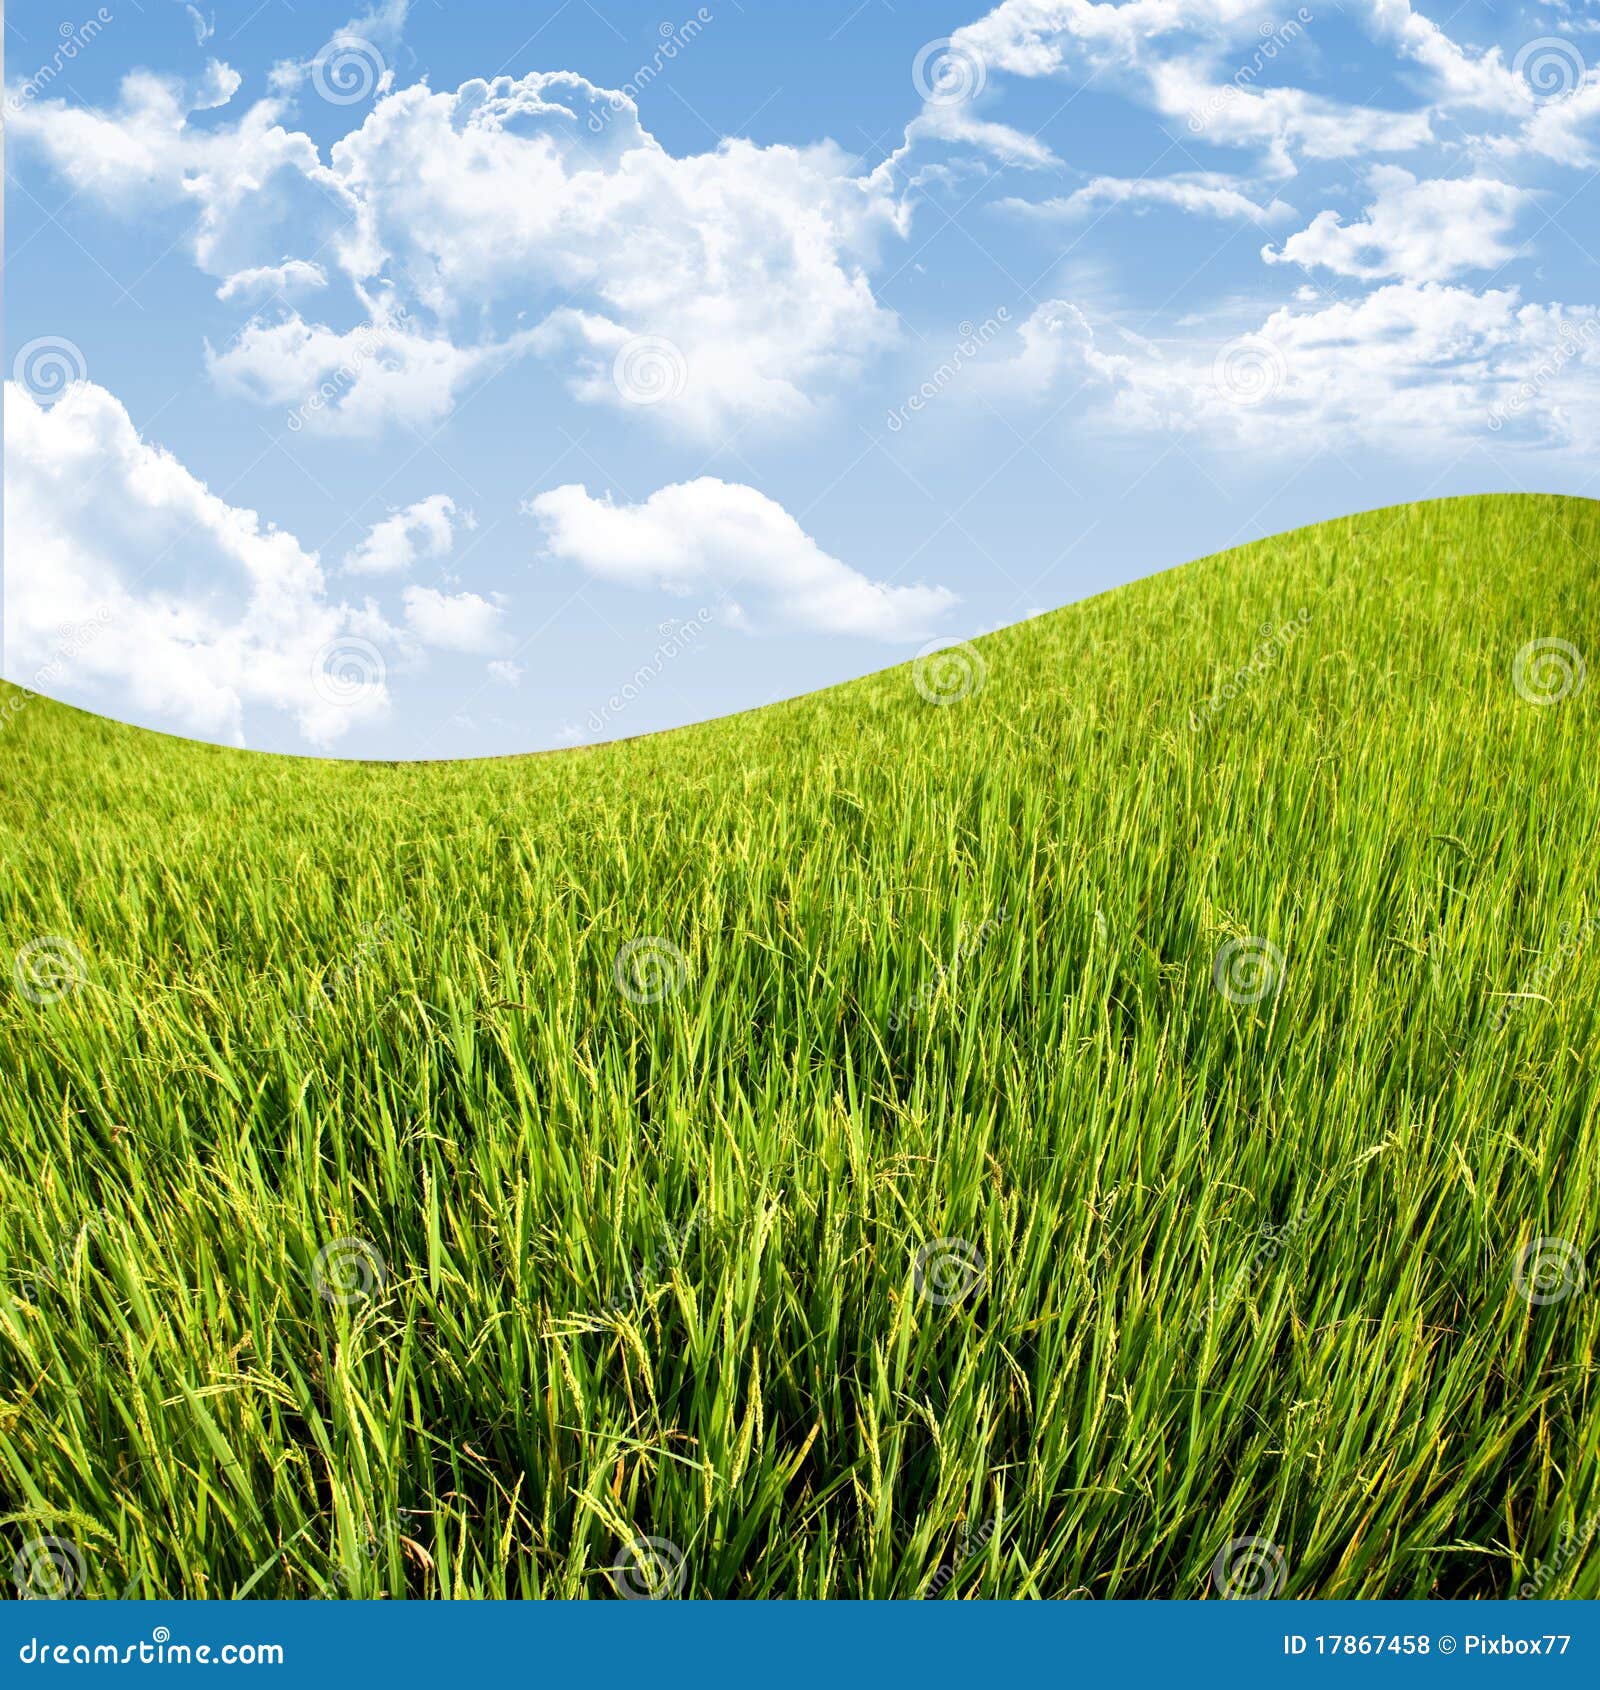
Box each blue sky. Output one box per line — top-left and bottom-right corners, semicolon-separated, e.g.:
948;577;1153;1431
5;0;1599;758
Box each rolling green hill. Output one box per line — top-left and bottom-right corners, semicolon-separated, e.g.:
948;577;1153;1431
2;493;1597;1599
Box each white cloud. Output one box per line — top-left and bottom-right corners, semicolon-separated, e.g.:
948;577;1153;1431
1502;66;1600;168
6;65;355;282
991;299;1137;405
930;0;1568;175
215;259;329;302
324;73;904;435
955;0;1523;110
1005;173;1295;225
901;104;1060;171
1353;0;1525;111
207;307;513;436
1263;168;1527;281
525;478;957;641
401;585;503;652
944;1;1441;169
1004;284;1600;449
1535;0;1600;33
16;63;906;439
3;380;391;748
1173;76;1434;171
269;0;409;99
180;5;215;47
345;493;473;576
932;1;1600;177
487;659;523;688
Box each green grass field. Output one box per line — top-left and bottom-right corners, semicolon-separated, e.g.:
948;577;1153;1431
2;492;1597;1600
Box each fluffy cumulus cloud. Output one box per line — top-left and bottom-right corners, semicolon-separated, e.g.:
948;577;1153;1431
1505;66;1600;169
526;479;957;641
5;63;355;285
943;0;1595;170
401;586;503;653
1263;168;1527;281
3;381;391;748
1003;285;1600;448
205;306;504;437
11;60;904;441
4;381;508;745
322;73;904;435
7;59;533;439
8;0;1600;760
16;0;1592;463
345;494;473;576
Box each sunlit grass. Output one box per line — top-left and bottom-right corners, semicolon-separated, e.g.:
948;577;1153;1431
1;493;1597;1598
